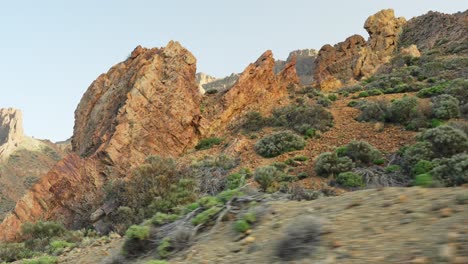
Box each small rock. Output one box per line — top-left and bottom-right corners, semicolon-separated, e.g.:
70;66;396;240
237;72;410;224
400;218;413;225
440;208;453;217
243;236;255;245
109;232;121;239
230;244;242;253
245;229;253;235
398;195;408;203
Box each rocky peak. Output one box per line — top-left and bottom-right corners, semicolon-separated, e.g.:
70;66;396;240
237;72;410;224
0;108;24;157
211;50;298;132
275;49;318;85
314;9;406;91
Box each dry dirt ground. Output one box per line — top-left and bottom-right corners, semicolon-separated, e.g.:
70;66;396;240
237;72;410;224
50;187;467;264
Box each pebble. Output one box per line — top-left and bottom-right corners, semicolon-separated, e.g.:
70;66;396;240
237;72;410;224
398;195;408;203
447;232;459;242
440;208;453;217
242;236;255;245
438;244;456;261
331;240;343;248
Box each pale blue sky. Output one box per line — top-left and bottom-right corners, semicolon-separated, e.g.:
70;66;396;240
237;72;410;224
0;1;465;141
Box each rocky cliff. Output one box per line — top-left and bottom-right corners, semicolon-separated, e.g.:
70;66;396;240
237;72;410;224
197;73;240;93
211;50;299;132
0;41;205;241
314;9;406;91
0;108;24;158
0;108;66;221
275;49;318;85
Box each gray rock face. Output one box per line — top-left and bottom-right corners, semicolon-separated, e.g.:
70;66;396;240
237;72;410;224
196;73;240;92
275;49;318;85
0;108;24;157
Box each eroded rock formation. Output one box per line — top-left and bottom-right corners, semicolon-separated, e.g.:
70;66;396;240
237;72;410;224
0;108;24;158
210;50;299;132
314;9;406;91
0;41;205;241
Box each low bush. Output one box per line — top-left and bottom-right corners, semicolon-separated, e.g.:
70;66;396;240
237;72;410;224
22;256;58;264
195;137;223;150
314;152;354;178
401;142;434;171
417;83;447;98
328;94;338;101
150;213;179;226
430;153;468;187
276;216;322;261
233;220;250;233
125;225;150;240
254;131;306;158
421;125;468;158
432;94;460;120
216;189;243;203
254;166;282;191
386;96;418;124
271;104;333;135
413;173;434;187
191;207;222;226
21;221;68;252
358;91;369;98
240;111;266;132
412;160;434;177
446;78;468;104
317;96;332;107
356;100;387;122
336;172;364;188
157;237;172;259
145;261;168;264
49;240;75;255
385;165;401;173
226;173;245;189
345;141;381;165
0;242;33;262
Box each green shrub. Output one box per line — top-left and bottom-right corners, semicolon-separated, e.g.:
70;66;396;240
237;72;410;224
157;237;172;259
254;166;282;191
271;104;333;134
386;96;418;124
254;131;306;158
345;141;380;165
279;174;298;182
191;207;222;226
414;173;434;187
271;162;288;171
198;196;222;208
412;160;434;177
226;173;245;189
347;100;359;107
385;165;401;173
240;111;266;132
373;158;385;165
185;202;200;212
242;212;257;224
21;221;67;242
430;153;468;187
195;137;223;150
314;152;355;177
432;94;460;120
430;119;444;128
49;240;75;255
125;225;150;240
328;94;338;101
297;172;308;180
421;126;468;158
317;96;332;107
401;142;434;171
368;89;384;96
356;100;387;122
446;78;468;104
336;172;364;188
0;242;33;262
293;155;308;162
335;146;348;157
145;261;168;264
216;189;243;203
150;213;179;226
417;84;446;98
233;220;250;233
22;256;58;264
358;91;369;98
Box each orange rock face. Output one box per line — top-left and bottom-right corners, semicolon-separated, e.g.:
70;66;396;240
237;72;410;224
211;50;299;132
0;41;205;241
314;9;406;91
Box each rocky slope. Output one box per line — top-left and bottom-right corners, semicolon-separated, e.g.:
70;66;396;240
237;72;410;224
49;187;468;264
0;108;66;221
196;73;240;93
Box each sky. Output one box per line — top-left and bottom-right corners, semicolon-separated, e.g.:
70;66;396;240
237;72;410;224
0;1;466;142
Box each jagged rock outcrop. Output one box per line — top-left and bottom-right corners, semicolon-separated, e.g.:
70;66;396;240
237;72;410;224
399;10;468;54
0;108;24;158
210;50;299;132
275;49;318;85
0;41;205;241
198;73;240;93
314;9;406;91
196;73;217;94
